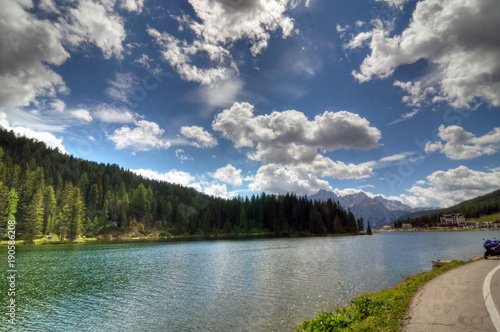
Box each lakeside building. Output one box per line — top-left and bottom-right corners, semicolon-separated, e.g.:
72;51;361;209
439;213;465;227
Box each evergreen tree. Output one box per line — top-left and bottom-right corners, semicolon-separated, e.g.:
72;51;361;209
43;186;57;234
367;221;373;235
0;182;8;227
333;213;343;234
239;208;248;234
67;187;84;240
357;217;364;232
5;188;19;224
23;187;44;243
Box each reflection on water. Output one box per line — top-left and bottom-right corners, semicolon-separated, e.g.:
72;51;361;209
0;231;491;331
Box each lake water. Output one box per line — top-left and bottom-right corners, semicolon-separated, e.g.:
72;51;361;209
1;231;497;331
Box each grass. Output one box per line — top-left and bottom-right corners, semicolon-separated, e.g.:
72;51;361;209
467;211;500;222
295;260;469;332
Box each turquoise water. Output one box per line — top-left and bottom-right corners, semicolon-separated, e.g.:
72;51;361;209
0;231;496;331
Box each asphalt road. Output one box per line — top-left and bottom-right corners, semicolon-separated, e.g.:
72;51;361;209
402;258;500;332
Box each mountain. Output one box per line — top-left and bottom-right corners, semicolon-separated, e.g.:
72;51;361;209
309;190;437;229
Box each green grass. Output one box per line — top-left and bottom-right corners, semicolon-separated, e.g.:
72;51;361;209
296;260;468;332
467;211;500;222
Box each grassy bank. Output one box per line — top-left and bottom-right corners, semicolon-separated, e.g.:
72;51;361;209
296;260;469;332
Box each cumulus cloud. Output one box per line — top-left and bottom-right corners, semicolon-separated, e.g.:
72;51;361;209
0;0;69;113
249;164;332;195
351;0;500;108
0;0;129;140
107;120;171;153
179;125;218;148
425;125;500;160
64;0;126;59
120;0;145;13
131;168;196;187
148;28;234;85
212;164;243;187
212;102;381;151
212;102;380;194
0;114;67;153
406;166;500;207
148;0;295;85
204;183;229;198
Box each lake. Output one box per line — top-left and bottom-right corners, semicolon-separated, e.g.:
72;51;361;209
1;231;497;331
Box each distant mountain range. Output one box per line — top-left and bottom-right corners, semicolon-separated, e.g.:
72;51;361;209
309;189;439;229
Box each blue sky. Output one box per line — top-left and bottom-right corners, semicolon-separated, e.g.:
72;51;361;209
1;0;499;208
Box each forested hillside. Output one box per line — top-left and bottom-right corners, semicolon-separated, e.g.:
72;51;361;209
395;189;500;228
0;128;364;242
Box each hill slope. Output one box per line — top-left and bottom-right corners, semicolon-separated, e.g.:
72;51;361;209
0;128;363;241
396;189;500;227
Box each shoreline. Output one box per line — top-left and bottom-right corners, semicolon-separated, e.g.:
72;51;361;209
295;258;478;331
0;231;366;246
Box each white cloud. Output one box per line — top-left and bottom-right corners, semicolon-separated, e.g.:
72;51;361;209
131;168;196;187
187;0;295;56
351;0;500;108
149;0;295;85
212;164;243;187
212;102;381;151
105;72;137;104
393;80;436;108
0;0;69;113
194;79;244;113
64;0;126;59
93;104;139;123
147;28;234;85
120;0;145;13
0;114;67;154
107;120;171;153
211;102;379;194
175;149;193;162
249;164;332;195
406;166;500;207
179;125;218;148
135;53;153;68
375;0;409;9
204;183;229;198
212;102;379;184
361;152;420;169
69;109;93;122
0;0;129;137
425;125;500;160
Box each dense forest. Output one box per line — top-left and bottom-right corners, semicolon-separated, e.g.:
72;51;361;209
0;128;365;243
394;189;500;228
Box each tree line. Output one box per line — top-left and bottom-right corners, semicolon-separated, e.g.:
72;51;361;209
0;128;365;242
394;189;500;228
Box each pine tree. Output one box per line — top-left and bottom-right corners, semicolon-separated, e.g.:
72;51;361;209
67;187;84;240
43;186;57;234
357;217;364;232
23;187;44;243
0;182;8;227
333;213;343;234
367;221;373;235
5;188;19;223
239;208;248;234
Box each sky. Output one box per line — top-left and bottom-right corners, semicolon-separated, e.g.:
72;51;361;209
1;0;499;208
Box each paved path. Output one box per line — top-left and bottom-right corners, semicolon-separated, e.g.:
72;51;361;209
402;258;500;332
